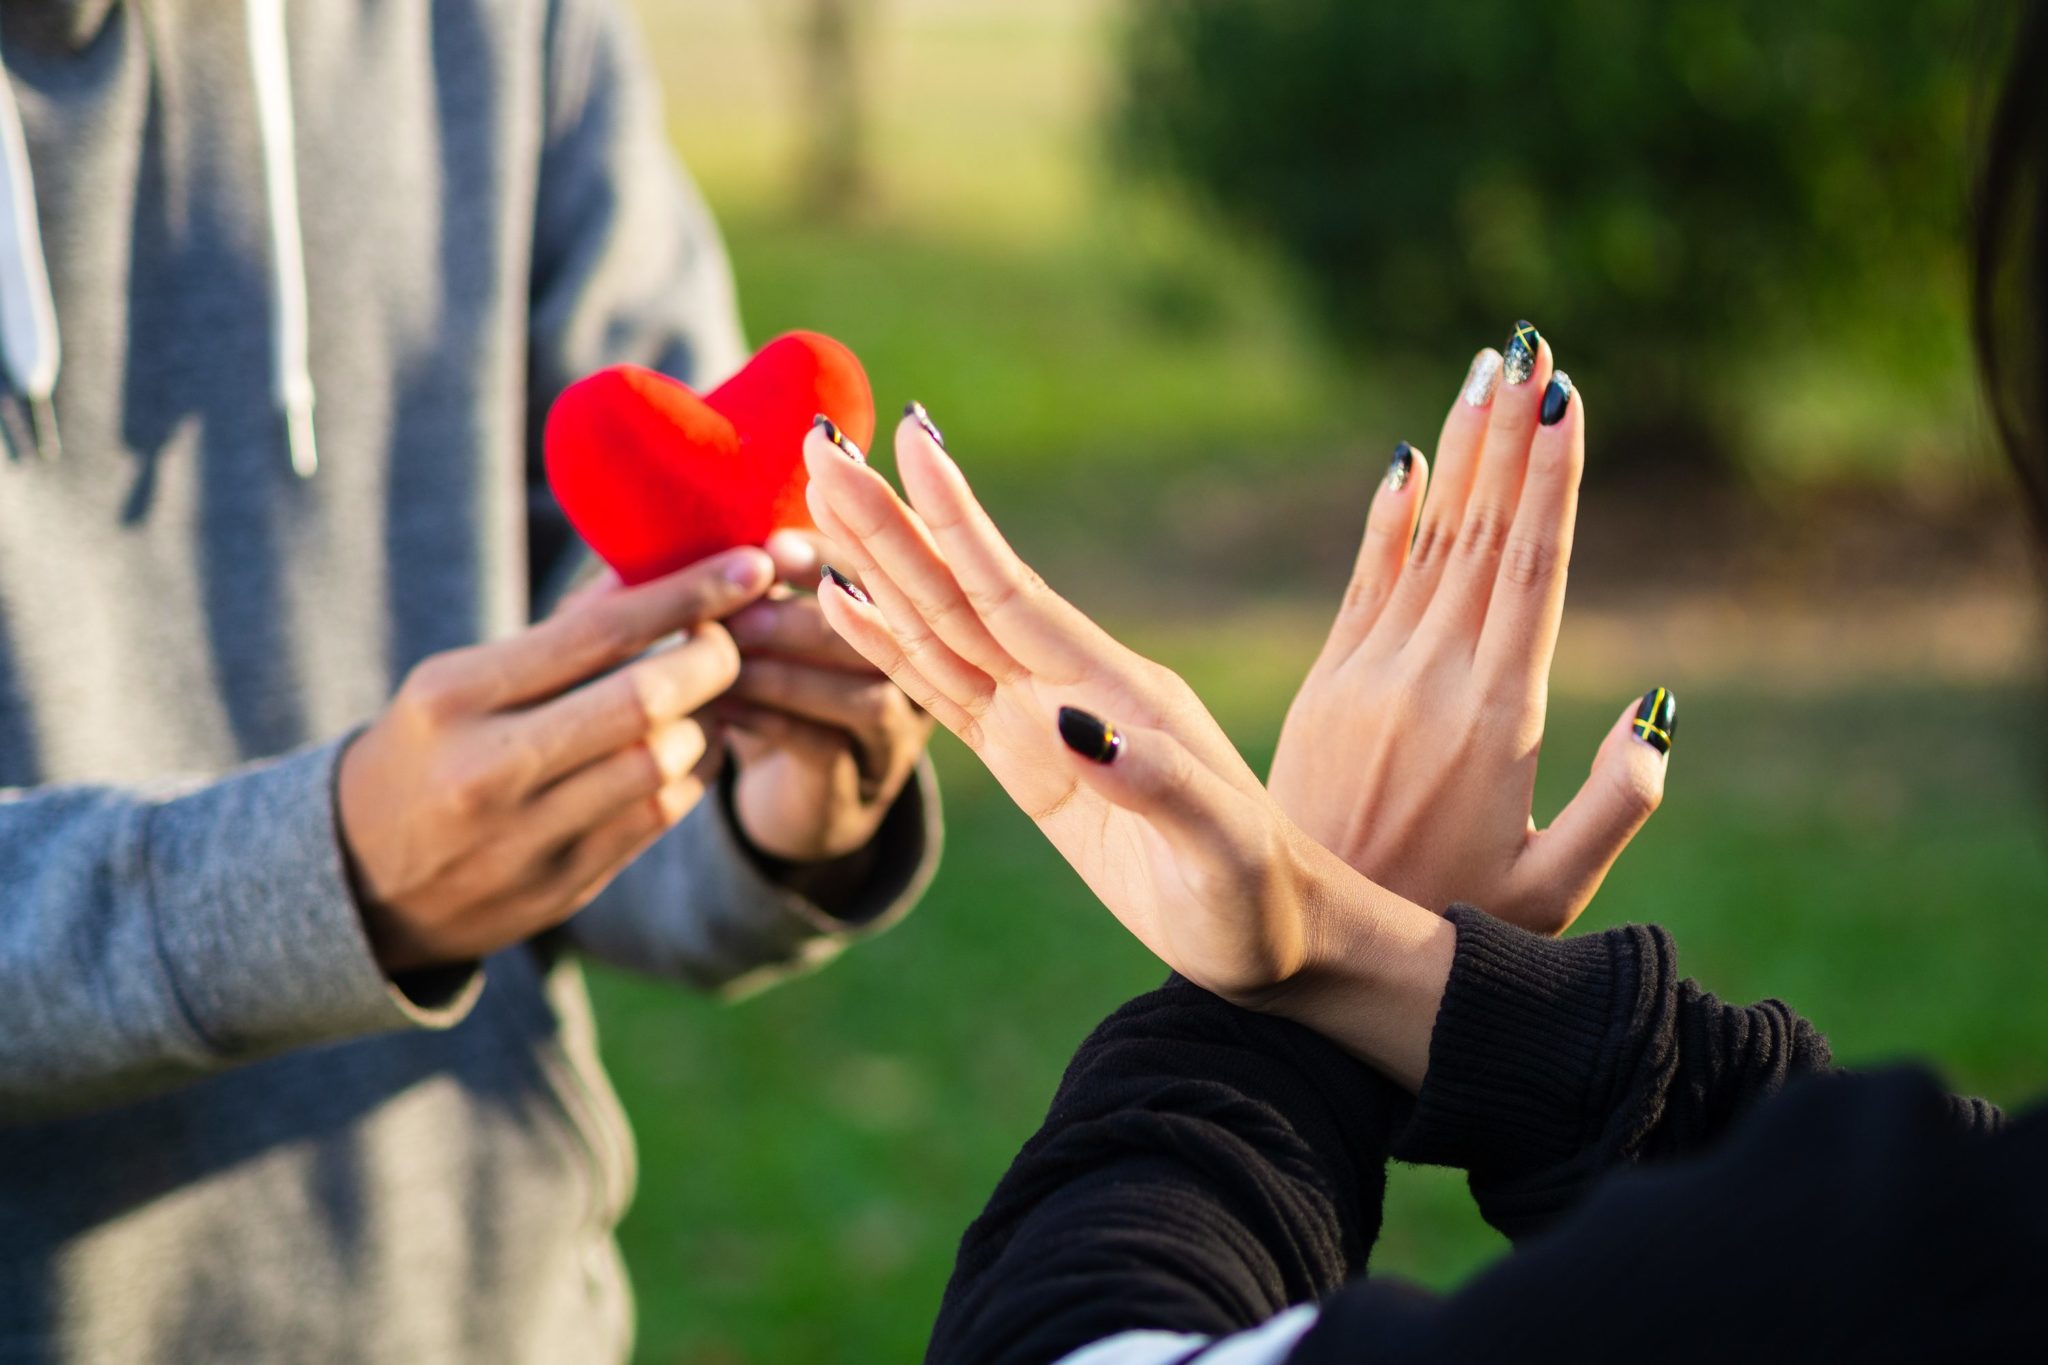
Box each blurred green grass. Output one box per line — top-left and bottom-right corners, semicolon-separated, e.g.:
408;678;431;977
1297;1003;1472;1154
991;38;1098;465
601;5;2048;1362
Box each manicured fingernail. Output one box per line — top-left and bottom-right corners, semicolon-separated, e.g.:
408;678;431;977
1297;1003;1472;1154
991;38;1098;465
1385;441;1415;492
1504;320;1542;385
820;564;869;604
813;414;864;463
1540;371;1575;426
1632;686;1677;755
904;400;947;449
1462;349;1503;406
1057;706;1122;764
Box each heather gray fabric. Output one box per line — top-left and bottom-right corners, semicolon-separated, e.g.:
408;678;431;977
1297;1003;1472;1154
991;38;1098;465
0;2;939;1360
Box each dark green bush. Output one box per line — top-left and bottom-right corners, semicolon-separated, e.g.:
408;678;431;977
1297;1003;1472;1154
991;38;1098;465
1116;0;1994;474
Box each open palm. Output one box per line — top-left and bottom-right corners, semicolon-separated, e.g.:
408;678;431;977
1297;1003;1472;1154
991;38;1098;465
801;415;1340;999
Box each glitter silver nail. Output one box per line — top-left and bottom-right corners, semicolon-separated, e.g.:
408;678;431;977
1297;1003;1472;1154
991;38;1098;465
1462;350;1503;407
1503;320;1541;386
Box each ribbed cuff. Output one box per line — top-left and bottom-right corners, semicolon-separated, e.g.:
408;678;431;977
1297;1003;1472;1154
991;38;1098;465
1395;906;1647;1177
144;738;481;1058
721;757;941;930
567;756;941;995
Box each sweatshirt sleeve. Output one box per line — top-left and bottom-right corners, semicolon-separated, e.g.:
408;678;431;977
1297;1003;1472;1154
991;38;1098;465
0;738;479;1124
927;977;1404;1365
563;759;939;996
1394;905;2004;1239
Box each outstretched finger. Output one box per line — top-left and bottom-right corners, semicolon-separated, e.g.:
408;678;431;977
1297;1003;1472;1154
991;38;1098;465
1418;324;1552;649
1321;442;1431;662
807;488;998;714
803;423;1022;684
1477;370;1584;688
891;411;1259;785
891;411;1139;690
1372;346;1504;648
1520;687;1675;935
814;559;983;741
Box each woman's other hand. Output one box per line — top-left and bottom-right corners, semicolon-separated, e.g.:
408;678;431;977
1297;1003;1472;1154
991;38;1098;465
1269;327;1673;935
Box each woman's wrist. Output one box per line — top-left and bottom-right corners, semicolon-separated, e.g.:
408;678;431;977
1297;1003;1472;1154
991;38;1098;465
1257;835;1455;1093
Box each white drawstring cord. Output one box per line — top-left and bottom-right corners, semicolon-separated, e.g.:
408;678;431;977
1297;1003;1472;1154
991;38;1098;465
246;0;318;478
0;5;314;476
0;34;61;461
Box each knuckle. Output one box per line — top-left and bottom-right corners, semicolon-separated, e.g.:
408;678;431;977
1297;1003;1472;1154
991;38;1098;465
925;590;983;638
1500;534;1559;590
962;566;1035;619
1155;666;1203;716
835;490;892;542
596;674;655;737
440;759;502;818
915;492;970;536
673;624;741;697
1454;508;1512;563
894;613;949;667
1340;573;1383;618
1406;518;1452;571
651;776;702;827
401;656;469;722
696;621;742;676
656;719;709;779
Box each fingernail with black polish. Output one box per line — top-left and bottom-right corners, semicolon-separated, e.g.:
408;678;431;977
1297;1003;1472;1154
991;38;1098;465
1540;371;1574;426
905;400;947;450
813;413;864;463
1057;706;1123;764
1385;441;1415;492
1463;349;1503;406
1504;319;1542;385
1632;686;1677;755
821;564;869;604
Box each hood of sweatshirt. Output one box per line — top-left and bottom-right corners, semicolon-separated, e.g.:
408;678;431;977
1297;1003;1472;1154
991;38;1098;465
0;0;316;473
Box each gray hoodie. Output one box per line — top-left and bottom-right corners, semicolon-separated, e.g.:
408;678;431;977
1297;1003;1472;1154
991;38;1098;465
0;2;938;1360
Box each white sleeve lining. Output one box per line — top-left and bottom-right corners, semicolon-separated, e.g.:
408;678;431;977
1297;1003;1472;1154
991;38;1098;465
1051;1303;1322;1365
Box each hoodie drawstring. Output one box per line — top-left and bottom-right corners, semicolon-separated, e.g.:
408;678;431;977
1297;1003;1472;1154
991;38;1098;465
245;0;318;478
0;0;319;477
0;30;61;462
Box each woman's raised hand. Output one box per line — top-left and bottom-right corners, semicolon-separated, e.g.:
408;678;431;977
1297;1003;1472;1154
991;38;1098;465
1269;326;1673;935
800;409;1452;1086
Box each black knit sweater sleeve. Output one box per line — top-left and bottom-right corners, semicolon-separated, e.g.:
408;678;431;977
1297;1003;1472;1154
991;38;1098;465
1397;906;2006;1239
1293;1070;2045;1362
926;976;1407;1365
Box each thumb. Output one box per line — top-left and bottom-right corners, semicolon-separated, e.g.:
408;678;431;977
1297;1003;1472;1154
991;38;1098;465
1522;686;1675;934
1053;705;1246;849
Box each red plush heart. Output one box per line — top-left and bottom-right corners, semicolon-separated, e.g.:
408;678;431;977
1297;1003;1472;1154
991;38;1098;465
543;331;875;585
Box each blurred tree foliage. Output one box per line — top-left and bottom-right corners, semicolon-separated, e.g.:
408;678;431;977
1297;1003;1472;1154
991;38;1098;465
1115;0;1995;475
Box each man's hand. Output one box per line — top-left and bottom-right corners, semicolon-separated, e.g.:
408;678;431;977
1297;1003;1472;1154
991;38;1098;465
719;529;934;865
338;548;775;972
